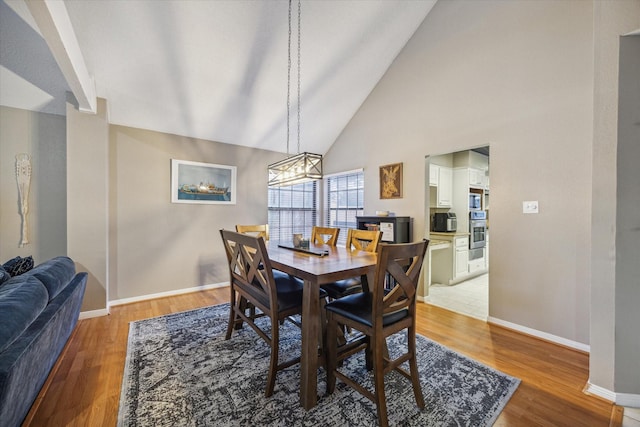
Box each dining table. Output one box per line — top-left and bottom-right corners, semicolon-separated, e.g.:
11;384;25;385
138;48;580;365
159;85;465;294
266;240;377;410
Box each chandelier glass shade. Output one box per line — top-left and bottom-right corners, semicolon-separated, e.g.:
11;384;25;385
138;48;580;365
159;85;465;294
267;0;322;187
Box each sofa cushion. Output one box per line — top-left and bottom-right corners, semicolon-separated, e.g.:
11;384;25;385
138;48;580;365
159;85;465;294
30;256;75;301
0;276;49;353
2;256;34;277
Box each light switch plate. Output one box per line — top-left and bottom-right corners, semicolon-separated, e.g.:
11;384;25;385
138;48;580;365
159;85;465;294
523;201;539;214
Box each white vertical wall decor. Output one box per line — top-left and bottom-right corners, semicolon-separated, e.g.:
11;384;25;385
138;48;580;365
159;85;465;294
15;153;32;247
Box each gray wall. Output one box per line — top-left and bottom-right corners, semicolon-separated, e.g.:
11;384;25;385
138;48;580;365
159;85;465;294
0;106;66;263
326;0;594;344
67;99;109;312
615;34;640;395
325;0;640;400
107;124;283;301
590;0;640;397
2;103;284;310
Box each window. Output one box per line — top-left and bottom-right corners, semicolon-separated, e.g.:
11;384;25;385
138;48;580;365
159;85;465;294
325;169;364;246
268;181;317;242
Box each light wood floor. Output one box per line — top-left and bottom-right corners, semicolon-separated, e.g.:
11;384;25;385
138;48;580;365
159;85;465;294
24;287;621;426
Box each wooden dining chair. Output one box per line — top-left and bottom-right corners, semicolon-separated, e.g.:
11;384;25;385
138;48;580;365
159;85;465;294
234;224;271;321
220;229;304;397
320;228;382;300
324;239;429;427
311;226;340;246
235;224;269;241
346;228;383;252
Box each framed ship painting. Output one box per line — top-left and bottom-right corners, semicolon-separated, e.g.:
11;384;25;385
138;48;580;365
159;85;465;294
171;159;237;204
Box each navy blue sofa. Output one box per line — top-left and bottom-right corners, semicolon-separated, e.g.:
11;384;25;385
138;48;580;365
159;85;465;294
0;256;87;427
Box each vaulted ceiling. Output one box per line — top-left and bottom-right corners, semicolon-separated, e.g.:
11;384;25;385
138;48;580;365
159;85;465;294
0;0;436;154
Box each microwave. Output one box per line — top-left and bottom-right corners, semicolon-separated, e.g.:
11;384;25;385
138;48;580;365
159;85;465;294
469;193;482;210
433;212;457;232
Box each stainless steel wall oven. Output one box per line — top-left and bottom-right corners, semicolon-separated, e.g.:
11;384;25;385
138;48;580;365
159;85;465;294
469;210;487;250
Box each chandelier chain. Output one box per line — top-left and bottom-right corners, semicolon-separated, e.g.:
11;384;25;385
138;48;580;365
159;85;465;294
286;0;302;155
296;0;301;155
267;0;320;187
286;0;292;156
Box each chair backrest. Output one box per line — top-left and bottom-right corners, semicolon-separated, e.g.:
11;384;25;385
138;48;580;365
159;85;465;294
311;226;340;246
220;229;277;310
372;240;429;322
346;229;382;252
236;224;269;241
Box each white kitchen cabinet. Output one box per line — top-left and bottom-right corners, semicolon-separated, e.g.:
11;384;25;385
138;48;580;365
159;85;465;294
485;235;489;269
453;236;469;279
468;257;485;274
430;233;470;285
428;165;452;208
437;166;453;207
469;168;485;188
429;165;439;186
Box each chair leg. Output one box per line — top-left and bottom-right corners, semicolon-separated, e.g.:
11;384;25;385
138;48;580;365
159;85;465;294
225;289;239;340
325;313;337;394
235;298;249;330
265;315;279;397
372;333;389;427
408;327;425;409
365;336;373;371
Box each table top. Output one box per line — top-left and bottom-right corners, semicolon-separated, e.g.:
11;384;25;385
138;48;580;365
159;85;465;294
267;241;377;284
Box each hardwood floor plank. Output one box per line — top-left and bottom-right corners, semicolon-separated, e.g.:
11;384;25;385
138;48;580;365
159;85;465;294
23;287;620;426
610;406;625;427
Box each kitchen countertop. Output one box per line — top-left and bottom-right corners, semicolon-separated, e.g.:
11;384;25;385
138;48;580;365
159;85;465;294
430;231;470;237
429;239;451;250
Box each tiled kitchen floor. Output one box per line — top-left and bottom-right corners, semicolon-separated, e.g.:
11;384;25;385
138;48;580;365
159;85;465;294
623;407;640;427
426;273;488;320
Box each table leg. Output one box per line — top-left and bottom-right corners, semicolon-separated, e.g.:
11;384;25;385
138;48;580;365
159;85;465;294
300;278;319;410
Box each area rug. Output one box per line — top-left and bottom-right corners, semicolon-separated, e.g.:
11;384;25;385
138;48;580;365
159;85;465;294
118;303;519;426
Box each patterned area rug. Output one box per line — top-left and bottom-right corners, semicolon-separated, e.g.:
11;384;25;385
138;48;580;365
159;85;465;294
118;303;519;426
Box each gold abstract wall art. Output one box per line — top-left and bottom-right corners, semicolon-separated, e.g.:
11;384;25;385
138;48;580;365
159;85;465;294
379;162;403;199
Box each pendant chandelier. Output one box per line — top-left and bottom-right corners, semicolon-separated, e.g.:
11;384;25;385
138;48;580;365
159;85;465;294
268;0;322;187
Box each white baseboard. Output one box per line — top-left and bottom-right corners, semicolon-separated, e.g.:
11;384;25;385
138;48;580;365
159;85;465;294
487;316;590;353
585;382;617;402
79;308;110;319
616;392;640;407
418;303;590;353
488;318;640;406
109;281;228;307
78;282;229;317
583;383;640;407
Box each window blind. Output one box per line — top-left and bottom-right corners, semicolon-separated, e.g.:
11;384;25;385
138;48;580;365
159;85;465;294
324;170;364;246
268;181;317;242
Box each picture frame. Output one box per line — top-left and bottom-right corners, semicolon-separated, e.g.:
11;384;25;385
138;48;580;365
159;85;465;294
171;159;237;204
379;162;403;199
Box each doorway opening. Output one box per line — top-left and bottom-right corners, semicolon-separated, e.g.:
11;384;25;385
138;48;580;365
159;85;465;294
424;146;490;320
